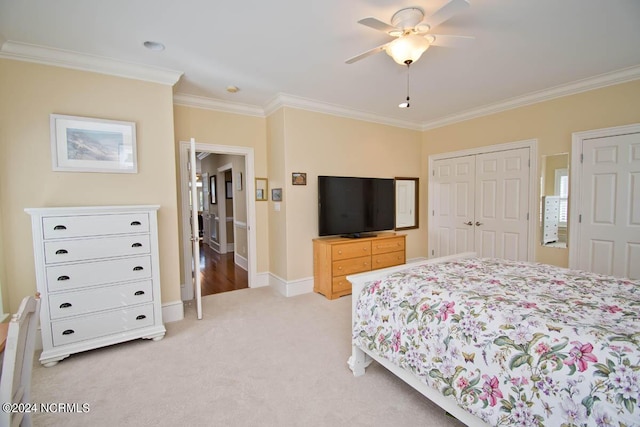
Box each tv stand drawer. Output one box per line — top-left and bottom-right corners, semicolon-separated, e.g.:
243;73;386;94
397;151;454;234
372;237;405;254
373;251;405;269
331;241;370;260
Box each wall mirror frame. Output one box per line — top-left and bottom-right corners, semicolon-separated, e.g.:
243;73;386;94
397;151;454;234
209;175;217;204
540;153;569;248
395;177;419;231
255;178;268;201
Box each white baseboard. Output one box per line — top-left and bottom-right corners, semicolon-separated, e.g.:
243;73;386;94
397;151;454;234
407;257;428;264
251;272;270;288
162;300;185;323
269;273;314;297
235;253;248;271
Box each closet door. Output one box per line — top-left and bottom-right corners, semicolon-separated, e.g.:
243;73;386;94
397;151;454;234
574;131;640;279
431;156;476;257
475;148;530;260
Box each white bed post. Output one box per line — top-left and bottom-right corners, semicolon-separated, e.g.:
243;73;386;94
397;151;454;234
348;346;373;376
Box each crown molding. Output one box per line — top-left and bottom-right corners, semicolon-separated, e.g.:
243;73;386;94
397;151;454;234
264;93;423;131
0;40;183;86
173;93;265;117
420;65;640;131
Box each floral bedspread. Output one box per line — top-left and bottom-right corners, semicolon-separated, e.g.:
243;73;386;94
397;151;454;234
352;258;640;426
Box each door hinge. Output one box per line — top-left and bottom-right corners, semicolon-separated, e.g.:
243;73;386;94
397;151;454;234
580;153;584;163
432;170;435;176
579;214;582;223
528;158;530;167
526;213;529;220
432;210;435;216
431;249;434;256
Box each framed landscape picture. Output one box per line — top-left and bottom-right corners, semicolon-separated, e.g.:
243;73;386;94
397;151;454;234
50;114;137;173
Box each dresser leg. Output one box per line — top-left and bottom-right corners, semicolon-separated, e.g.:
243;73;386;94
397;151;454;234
142;331;165;341
41;355;69;367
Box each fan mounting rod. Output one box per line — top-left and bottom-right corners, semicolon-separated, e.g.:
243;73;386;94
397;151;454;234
391;7;425;30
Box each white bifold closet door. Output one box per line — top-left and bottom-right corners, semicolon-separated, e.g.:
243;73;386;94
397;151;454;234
574;131;640;279
432;147;530;260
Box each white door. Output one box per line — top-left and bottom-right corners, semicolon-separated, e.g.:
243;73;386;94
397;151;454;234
431;147;530;260
573;130;640;279
189;139;203;319
432;155;476;256
475;148;530;260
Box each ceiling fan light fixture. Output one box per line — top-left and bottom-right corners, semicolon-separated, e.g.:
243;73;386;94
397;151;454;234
385;34;430;65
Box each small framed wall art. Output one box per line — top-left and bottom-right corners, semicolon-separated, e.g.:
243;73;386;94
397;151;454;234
272;188;282;201
292;172;306;185
50;114;137;173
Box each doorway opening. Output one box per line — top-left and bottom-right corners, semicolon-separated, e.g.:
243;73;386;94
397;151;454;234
178;141;257;303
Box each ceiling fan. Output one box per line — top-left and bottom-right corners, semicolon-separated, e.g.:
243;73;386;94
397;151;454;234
346;0;474;66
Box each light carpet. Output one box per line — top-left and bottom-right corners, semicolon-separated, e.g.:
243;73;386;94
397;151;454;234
31;287;464;426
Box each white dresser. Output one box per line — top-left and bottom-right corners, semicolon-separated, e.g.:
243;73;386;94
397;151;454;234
25;205;166;367
541;196;560;244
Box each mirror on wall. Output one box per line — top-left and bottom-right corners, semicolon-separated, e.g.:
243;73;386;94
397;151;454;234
540;153;569;248
395;177;419;230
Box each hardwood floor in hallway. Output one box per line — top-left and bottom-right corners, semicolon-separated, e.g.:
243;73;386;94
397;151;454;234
198;242;248;296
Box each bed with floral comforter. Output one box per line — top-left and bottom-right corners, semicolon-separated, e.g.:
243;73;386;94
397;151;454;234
352;257;640;427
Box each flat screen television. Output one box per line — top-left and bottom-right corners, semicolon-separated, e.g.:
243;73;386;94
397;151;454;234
318;175;395;238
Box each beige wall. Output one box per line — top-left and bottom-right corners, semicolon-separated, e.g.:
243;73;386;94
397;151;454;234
0;59;181;313
421;79;640;267
173;104;269;275
266;109;286;278
277;108;423;280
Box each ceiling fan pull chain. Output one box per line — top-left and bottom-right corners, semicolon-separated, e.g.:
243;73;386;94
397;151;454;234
399;63;411;108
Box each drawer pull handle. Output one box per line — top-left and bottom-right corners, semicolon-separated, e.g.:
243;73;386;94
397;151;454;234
131;243;143;248
134;290;145;296
57;275;70;281
59;302;72;309
62;329;75;335
136;315;147;320
55;249;68;255
133;266;144;271
53;225;67;230
131;221;142;226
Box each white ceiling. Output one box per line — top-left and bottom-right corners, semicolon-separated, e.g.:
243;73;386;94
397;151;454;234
1;0;639;129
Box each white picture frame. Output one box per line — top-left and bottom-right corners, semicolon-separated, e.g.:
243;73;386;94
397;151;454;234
50;114;137;173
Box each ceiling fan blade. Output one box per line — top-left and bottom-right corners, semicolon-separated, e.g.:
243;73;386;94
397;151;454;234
358;17;398;34
345;42;391;64
423;0;470;30
427;34;475;48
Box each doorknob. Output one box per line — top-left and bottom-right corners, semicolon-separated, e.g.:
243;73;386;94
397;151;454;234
475;221;483;226
464;221;473;226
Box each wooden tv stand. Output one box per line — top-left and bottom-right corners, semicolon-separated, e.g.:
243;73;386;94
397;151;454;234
313;232;406;300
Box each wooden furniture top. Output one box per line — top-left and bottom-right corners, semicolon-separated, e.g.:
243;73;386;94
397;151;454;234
312;231;402;244
0;322;8;353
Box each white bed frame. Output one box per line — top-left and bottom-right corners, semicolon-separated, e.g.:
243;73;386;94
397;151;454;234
347;252;489;427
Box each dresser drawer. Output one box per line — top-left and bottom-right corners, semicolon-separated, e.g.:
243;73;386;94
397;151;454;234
371;237;405;255
48;280;153;320
44;234;151;264
372;251;406;269
332;276;352;293
51;303;155;347
332;256;371;277
46;256;152;292
331;241;371;261
42;213;149;239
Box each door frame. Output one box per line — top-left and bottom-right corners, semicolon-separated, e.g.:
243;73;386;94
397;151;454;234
427;139;538;261
178;141;257;301
569;123;640;270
